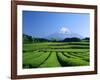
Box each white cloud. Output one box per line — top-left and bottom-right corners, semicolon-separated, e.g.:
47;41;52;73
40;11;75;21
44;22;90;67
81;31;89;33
59;27;71;34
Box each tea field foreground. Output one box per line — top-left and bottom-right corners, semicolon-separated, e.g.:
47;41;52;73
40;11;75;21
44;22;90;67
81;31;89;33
23;42;90;68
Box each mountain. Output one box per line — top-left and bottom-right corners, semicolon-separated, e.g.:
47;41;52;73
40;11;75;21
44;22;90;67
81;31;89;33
45;32;83;41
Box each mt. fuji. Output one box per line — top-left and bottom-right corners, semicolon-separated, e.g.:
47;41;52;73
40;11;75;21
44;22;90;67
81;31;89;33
45;27;83;41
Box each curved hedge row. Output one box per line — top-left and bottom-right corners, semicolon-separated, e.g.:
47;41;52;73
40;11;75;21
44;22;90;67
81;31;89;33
67;52;89;61
23;51;43;61
57;52;89;66
23;52;50;68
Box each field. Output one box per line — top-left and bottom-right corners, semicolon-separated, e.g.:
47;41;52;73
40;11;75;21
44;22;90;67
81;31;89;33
23;42;90;68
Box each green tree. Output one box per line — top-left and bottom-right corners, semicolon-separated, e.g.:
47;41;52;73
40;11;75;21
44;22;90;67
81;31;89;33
63;37;81;42
23;34;33;43
82;37;90;42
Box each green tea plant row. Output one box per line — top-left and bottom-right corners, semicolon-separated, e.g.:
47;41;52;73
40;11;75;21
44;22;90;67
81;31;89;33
23;42;89;68
23;42;89;53
23;51;51;68
57;52;89;66
23;50;89;68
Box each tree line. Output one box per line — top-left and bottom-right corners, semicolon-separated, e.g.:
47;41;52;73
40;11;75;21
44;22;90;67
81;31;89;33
23;34;90;44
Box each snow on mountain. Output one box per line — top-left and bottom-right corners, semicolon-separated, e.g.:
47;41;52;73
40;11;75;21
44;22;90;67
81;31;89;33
45;31;83;41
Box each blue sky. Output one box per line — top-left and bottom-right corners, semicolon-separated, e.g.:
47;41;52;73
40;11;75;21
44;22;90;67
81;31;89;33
23;11;90;38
